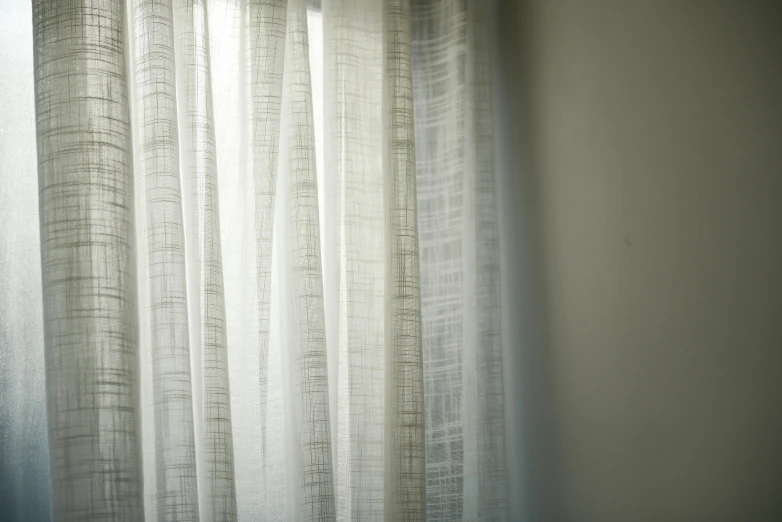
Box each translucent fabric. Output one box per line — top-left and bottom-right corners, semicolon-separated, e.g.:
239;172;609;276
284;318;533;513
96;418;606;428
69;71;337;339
323;1;386;519
411;1;508;520
33;1;145;520
1;1;507;521
130;1;200;519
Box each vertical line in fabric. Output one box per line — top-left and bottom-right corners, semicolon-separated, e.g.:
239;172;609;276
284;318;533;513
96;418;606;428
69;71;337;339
174;1;238;520
32;0;144;520
275;100;299;520
323;0;386;520
273;130;296;522
410;1;468;519
130;0;201;519
127;0;158;514
460;2;480;516
320;4;341;486
411;0;508;519
382;0;427;520
246;1;287;516
461;3;479;515
282;0;337;518
466;1;507;518
206;0;252;518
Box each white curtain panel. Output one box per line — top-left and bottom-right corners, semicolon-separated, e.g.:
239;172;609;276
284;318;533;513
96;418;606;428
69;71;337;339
411;1;507;520
1;0;507;521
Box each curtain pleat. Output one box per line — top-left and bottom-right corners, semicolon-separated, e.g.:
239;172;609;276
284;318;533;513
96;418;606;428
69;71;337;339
279;0;336;518
175;0;238;520
32;0;144;520
246;1;287;517
382;1;427;520
411;0;508;520
130;1;201;520
323;1;385;520
411;1;469;517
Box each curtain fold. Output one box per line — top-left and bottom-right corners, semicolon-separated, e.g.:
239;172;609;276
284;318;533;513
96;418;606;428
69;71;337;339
411;0;507;520
32;1;144;520
175;1;239;519
15;0;509;521
130;1;201;519
382;0;427;520
323;1;385;520
279;0;336;518
245;1;287;517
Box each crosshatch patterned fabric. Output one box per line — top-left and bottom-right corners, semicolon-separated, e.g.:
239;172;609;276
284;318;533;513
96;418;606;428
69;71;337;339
32;0;145;521
323;1;385;520
130;1;200;520
411;1;508;520
280;0;336;518
1;0;506;520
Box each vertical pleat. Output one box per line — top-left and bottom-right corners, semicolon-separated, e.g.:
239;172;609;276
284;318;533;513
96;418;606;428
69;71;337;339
323;0;386;520
130;0;200;519
411;0;508;520
205;0;255;518
175;0;238;520
410;1;468;518
382;0;427;520
32;0;144;520
280;0;336;519
247;0;288;515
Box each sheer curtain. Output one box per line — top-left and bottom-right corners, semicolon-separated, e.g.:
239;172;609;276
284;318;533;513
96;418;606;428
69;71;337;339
412;1;507;519
0;0;507;521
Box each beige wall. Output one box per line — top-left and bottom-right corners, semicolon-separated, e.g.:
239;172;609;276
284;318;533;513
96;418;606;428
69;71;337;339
496;1;782;520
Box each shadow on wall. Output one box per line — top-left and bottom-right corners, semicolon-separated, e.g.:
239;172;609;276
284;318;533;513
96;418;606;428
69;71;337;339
494;0;562;520
494;0;782;520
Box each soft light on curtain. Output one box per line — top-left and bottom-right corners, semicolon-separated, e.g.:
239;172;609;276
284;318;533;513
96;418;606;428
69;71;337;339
411;1;507;519
0;0;507;521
